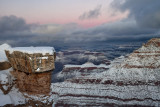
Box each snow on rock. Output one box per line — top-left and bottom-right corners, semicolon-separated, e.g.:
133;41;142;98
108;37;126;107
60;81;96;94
23;92;53;104
8;46;55;55
65;62;109;68
0;74;8;84
0;68;26;106
0;44;55;106
0;43;55;62
0;94;12;106
56;62;111;81
7;87;26;105
0;68;13;84
0;43;11;62
56;56;125;82
51;38;160;106
0;68;52;106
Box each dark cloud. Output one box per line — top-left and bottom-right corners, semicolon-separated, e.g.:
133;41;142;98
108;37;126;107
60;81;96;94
112;0;160;29
79;5;102;20
90;19;157;36
0;15;31;34
0;14;159;49
0;15;85;46
71;19;159;43
0;15;35;46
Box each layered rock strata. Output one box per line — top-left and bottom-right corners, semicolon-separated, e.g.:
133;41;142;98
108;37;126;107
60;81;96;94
5;47;56;95
51;38;160;106
56;62;109;81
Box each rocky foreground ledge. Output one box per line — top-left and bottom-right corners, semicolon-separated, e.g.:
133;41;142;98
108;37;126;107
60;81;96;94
0;45;56;106
5;47;56;95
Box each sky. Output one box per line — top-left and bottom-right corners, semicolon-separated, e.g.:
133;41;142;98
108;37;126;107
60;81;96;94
0;0;160;48
0;0;127;27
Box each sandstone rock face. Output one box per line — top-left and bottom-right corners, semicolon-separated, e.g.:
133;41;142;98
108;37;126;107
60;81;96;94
5;51;55;73
5;47;56;95
11;70;52;95
0;61;11;70
51;38;160;106
0;69;53;106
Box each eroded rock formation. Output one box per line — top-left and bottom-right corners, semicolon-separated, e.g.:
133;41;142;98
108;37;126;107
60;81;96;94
5;47;55;95
0;45;55;106
51;38;160;106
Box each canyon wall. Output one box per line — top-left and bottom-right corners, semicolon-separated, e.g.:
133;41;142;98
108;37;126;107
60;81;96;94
51;38;160;106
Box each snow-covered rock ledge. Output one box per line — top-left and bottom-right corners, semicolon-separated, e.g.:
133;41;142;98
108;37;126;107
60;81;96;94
8;46;55;55
5;46;56;73
5;46;56;95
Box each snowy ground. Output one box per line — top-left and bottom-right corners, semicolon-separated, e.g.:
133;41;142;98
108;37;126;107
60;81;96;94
0;43;11;62
0;68;26;106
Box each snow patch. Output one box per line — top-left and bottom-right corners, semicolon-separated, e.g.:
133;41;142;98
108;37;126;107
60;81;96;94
65;62;109;68
0;74;8;84
0;94;12;106
0;43;11;62
0;68;26;106
36;68;40;71
8;46;55;55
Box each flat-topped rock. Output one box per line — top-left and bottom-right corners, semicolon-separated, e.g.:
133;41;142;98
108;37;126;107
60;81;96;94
5;46;56;73
9;46;55;55
4;46;56;95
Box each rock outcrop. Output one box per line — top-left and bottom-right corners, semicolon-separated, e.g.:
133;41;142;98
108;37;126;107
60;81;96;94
0;68;53;106
0;61;11;70
51;38;160;106
0;46;56;106
5;47;56;95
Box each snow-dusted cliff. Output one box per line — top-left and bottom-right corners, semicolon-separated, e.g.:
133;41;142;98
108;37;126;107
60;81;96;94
1;38;160;106
51;38;160;106
56;62;109;81
56;56;125;82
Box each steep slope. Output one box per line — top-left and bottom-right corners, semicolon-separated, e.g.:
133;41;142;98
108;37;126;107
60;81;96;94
51;38;160;106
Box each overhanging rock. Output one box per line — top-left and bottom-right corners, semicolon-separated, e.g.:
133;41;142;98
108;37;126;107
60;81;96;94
5;47;56;73
5;47;56;95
